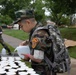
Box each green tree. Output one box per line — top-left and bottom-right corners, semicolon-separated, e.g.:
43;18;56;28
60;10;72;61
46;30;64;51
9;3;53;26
0;15;13;25
30;0;46;22
0;0;46;23
60;16;70;25
45;0;76;25
0;0;31;20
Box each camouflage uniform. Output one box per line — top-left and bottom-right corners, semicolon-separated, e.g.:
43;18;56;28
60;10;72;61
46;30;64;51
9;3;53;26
0;27;11;55
13;9;57;75
29;23;54;75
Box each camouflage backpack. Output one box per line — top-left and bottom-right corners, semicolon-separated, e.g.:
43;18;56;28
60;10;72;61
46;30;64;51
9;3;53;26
36;24;71;74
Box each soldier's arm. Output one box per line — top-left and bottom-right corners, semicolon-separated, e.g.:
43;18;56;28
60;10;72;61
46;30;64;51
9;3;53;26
31;29;50;50
22;30;51;63
29;29;50;63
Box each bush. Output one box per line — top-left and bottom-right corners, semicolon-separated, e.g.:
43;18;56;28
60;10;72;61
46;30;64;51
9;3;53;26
0;15;13;25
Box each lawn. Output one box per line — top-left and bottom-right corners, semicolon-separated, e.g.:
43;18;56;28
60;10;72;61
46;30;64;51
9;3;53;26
68;46;76;58
60;28;76;41
60;27;76;58
3;28;76;58
0;43;14;54
3;29;29;40
4;28;76;41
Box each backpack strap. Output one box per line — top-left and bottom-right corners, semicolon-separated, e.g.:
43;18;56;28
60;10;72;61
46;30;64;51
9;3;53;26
44;55;57;75
44;54;58;69
65;59;71;75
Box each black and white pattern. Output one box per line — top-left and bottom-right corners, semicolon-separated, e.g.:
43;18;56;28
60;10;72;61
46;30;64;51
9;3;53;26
0;56;39;75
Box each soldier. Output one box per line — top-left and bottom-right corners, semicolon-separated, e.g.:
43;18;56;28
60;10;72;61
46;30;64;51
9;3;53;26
0;26;12;55
13;9;56;75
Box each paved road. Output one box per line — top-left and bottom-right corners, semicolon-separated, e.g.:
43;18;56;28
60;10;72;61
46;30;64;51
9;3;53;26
2;34;76;75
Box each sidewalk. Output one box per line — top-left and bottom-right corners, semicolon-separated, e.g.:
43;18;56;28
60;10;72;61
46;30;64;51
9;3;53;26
2;34;76;75
58;58;76;75
2;34;22;48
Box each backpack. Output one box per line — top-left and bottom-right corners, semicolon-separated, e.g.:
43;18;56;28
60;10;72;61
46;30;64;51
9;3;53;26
35;24;71;74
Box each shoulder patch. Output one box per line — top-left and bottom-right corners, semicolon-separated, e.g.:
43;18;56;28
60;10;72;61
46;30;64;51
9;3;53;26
32;37;39;48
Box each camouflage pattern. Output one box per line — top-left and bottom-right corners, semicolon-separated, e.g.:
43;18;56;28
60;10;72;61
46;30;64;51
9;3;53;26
29;24;70;75
31;30;51;50
29;23;53;75
13;9;35;24
46;24;71;73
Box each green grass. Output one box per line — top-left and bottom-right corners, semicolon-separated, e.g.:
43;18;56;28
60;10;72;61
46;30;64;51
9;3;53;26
3;29;29;40
60;28;76;58
0;43;14;53
4;28;76;41
60;28;76;41
68;46;76;58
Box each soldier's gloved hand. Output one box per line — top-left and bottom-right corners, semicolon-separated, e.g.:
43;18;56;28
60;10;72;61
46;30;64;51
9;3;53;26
19;40;29;46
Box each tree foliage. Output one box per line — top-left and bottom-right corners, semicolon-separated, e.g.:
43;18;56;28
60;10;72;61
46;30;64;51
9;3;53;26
0;0;31;20
0;15;12;25
46;0;76;14
45;0;76;25
0;0;76;25
30;0;46;22
0;0;46;23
